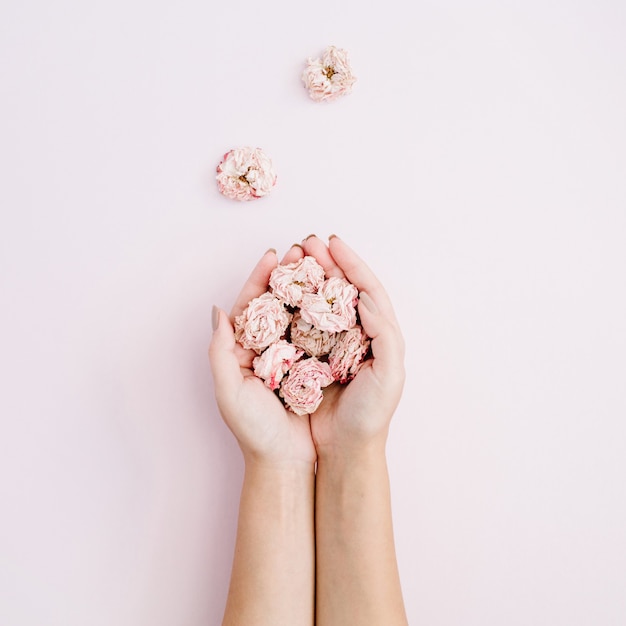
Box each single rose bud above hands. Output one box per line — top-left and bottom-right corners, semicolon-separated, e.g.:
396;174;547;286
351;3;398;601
302;45;357;102
234;254;372;415
216;146;277;201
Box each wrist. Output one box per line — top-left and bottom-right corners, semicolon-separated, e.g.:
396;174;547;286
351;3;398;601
243;452;316;478
315;437;387;469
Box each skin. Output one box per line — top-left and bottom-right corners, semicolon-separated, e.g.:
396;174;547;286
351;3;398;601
208;235;407;626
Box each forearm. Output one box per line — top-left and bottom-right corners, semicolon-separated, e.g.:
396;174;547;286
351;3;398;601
315;444;408;626
222;460;316;626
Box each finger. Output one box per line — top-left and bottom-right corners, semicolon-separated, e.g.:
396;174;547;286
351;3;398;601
301;234;345;278
357;291;405;375
327;235;396;320
280;243;305;265
208;307;244;404
230;248;278;319
328;235;404;376
233;341;256;369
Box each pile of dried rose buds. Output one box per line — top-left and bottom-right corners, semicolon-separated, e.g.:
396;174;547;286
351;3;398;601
234;255;370;415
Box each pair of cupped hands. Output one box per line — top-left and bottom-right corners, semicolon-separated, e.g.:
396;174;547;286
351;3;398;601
209;235;405;468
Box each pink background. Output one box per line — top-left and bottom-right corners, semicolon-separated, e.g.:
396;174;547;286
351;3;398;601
1;1;625;624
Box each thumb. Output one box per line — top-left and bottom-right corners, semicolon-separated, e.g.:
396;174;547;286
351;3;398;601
357;291;405;379
208;306;244;403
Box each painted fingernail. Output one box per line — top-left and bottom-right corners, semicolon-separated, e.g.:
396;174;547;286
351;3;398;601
212;305;220;331
304;233;317;241
265;247;277;255
328;233;338;240
291;243;303;250
359;292;378;314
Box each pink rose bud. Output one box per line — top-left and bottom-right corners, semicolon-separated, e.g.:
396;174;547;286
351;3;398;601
234;292;292;354
279;357;334;416
289;311;338;357
253;340;304;391
269;255;325;307
302;45;356;102
299;276;359;333
216;147;277;201
328;325;371;383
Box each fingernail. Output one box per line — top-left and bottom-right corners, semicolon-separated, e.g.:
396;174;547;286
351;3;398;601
265;247;277;255
328;233;338;241
304;233;317;241
212;305;220;331
359;292;378;314
291;243;303;250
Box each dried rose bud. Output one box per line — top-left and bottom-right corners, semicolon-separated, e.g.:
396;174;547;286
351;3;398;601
269;255;325;307
279;357;333;416
289;311;337;358
253;340;304;391
234;292;292;354
328;325;371;383
216;147;277;201
299;276;359;333
302;45;356;102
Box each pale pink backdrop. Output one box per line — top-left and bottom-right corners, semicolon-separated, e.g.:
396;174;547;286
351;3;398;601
1;1;625;624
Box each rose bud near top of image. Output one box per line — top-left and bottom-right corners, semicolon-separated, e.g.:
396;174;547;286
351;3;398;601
253;340;304;391
234;292;292;354
279;357;334;416
299;276;359;333
302;45;356;102
216;146;277;201
269;255;325;307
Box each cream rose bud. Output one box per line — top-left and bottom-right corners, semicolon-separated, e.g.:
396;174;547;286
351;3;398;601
302;45;356;102
216;147;277;201
328;326;371;383
289;311;337;357
269;255;325;307
234;292;292;354
253;340;303;391
279;357;334;416
299;276;359;333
